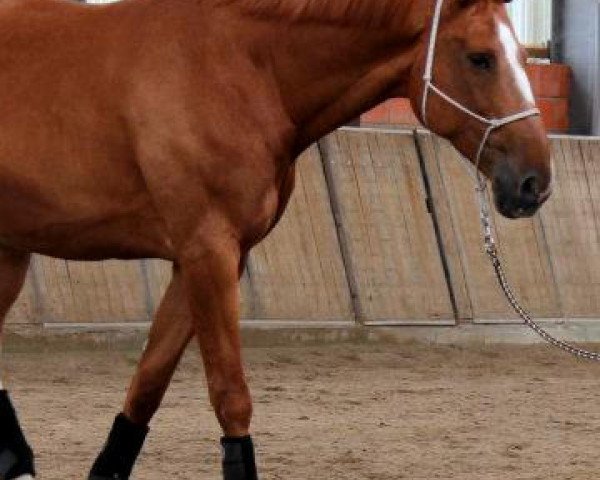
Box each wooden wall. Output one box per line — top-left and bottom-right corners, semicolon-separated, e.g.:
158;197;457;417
6;130;600;328
238;145;354;323
319;130;455;324
538;138;600;317
417;133;600;323
418;133;561;323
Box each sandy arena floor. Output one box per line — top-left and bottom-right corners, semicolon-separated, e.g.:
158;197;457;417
3;341;600;479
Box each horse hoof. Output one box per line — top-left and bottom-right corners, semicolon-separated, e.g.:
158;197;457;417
13;476;35;480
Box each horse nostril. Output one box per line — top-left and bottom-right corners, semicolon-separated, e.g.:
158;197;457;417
519;174;541;203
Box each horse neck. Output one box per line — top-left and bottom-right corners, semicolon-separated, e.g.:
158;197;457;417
234;0;426;150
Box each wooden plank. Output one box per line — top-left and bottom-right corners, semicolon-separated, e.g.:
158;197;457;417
240;145;354;322
539;138;600;317
6;268;39;325
422;135;560;322
320;130;455;323
143;259;172;309
416;132;472;321
38;257;149;323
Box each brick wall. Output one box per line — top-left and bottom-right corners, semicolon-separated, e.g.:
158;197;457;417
360;63;572;134
360;98;419;126
527;64;571;133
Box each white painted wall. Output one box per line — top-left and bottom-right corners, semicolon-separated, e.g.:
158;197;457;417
507;0;553;47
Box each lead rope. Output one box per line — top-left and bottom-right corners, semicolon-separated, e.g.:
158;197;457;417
473;171;600;361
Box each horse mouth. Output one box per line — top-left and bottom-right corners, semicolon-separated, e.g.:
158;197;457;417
491;161;552;220
492;187;547;219
494;198;539;219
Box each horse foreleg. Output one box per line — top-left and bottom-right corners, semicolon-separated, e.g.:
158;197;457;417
0;249;35;480
88;266;194;480
182;240;257;480
124;266;194;425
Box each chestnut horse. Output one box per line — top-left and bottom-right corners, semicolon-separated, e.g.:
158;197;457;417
0;0;551;478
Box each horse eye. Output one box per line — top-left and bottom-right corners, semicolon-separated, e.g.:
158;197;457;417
468;53;494;71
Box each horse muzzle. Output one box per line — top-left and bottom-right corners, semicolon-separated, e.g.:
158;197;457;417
492;164;552;219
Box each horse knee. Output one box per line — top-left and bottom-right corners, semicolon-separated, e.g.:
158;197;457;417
212;384;253;435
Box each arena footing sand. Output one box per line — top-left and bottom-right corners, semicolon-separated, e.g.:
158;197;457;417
4;342;600;479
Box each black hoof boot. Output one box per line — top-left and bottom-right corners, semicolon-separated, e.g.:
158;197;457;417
221;436;258;480
0;390;35;479
88;413;148;480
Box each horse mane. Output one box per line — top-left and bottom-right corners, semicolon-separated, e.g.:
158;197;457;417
233;0;409;29
232;0;509;31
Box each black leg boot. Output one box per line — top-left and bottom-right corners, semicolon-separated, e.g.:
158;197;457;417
88;413;148;480
221;436;258;480
0;390;35;479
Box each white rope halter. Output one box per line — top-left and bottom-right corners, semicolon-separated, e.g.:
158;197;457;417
421;0;540;173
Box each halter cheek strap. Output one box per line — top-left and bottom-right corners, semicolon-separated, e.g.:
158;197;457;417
421;0;540;174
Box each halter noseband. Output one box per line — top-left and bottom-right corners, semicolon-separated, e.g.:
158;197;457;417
421;0;540;170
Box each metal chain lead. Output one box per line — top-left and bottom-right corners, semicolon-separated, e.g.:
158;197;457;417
477;186;600;361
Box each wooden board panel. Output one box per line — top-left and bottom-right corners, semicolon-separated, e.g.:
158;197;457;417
35;257;150;323
143;259;172;310
416;133;472;321
240;145;354;322
420;133;560;322
538;138;600;317
6;268;40;325
320;130;455;324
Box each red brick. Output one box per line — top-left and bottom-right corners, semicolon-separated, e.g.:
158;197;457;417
526;64;571;99
388;98;420;126
360;102;390;125
537;97;569;133
361;99;420;126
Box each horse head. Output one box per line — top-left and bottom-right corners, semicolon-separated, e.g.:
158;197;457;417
409;0;552;219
